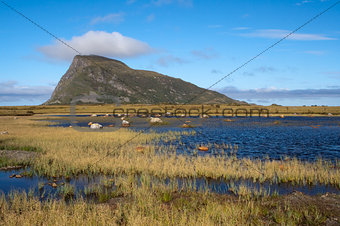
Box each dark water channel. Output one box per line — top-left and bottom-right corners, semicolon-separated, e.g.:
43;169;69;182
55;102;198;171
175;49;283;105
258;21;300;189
0;168;339;200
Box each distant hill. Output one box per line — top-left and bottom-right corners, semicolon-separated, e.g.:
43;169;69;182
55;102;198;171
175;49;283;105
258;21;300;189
44;55;245;105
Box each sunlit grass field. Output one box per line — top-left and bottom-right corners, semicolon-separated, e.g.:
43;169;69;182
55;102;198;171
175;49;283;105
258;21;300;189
0;109;339;225
0;116;339;185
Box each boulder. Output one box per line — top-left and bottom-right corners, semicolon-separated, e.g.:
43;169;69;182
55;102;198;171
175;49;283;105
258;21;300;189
150;117;163;124
90;123;103;129
122;120;130;127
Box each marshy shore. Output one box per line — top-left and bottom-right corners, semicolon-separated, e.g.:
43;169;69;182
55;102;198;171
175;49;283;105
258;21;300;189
0;113;339;225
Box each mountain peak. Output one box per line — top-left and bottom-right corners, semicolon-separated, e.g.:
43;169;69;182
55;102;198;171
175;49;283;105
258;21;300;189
44;55;244;105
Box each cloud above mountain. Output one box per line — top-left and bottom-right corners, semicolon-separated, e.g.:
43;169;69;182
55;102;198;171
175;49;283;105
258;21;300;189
38;31;153;61
241;29;336;41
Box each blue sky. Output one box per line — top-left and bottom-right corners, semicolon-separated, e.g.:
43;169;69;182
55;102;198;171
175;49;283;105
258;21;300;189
1;0;340;106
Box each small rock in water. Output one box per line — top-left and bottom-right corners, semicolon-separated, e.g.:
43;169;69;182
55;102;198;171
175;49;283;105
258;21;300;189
15;174;22;178
9;174;16;178
150;117;163;124
51;183;58;188
90;123;103;129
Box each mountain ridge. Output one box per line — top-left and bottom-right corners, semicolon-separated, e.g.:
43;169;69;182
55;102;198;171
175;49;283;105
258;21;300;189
44;55;245;105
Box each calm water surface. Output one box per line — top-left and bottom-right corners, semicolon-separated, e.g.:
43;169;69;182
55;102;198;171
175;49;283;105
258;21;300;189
45;116;340;161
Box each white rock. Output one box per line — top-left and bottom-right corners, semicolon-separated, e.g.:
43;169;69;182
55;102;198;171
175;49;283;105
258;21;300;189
150;117;163;124
122;120;130;126
90;123;103;129
0;131;9;135
91;114;97;117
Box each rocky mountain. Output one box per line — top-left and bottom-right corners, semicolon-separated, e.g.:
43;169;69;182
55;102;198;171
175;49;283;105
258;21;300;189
44;55;244;105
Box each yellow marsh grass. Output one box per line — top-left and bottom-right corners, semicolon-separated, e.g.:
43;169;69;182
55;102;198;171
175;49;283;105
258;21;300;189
0;189;307;225
0;175;332;226
0;116;339;185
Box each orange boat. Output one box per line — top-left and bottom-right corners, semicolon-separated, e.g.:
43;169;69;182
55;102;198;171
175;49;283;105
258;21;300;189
198;146;209;151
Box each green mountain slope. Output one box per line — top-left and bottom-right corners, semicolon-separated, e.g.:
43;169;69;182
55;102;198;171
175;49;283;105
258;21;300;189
44;55;244;105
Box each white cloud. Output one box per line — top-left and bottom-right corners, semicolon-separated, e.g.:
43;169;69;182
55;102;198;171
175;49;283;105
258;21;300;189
218;86;340;100
208;25;223;29
38;31;154;61
152;0;192;7
90;13;125;25
242;29;336;40
324;71;340;75
254;66;277;73
323;71;340;79
147;13;155;22
126;0;136;4
157;55;188;67
296;0;313;6
152;0;172;6
296;0;329;6
232;27;250;30
304;50;325;55
178;0;193;7
211;69;222;74
0;80;54;104
191;48;218;60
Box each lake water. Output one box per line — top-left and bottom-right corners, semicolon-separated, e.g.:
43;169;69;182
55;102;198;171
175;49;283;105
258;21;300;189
1;116;339;199
45;115;340;161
